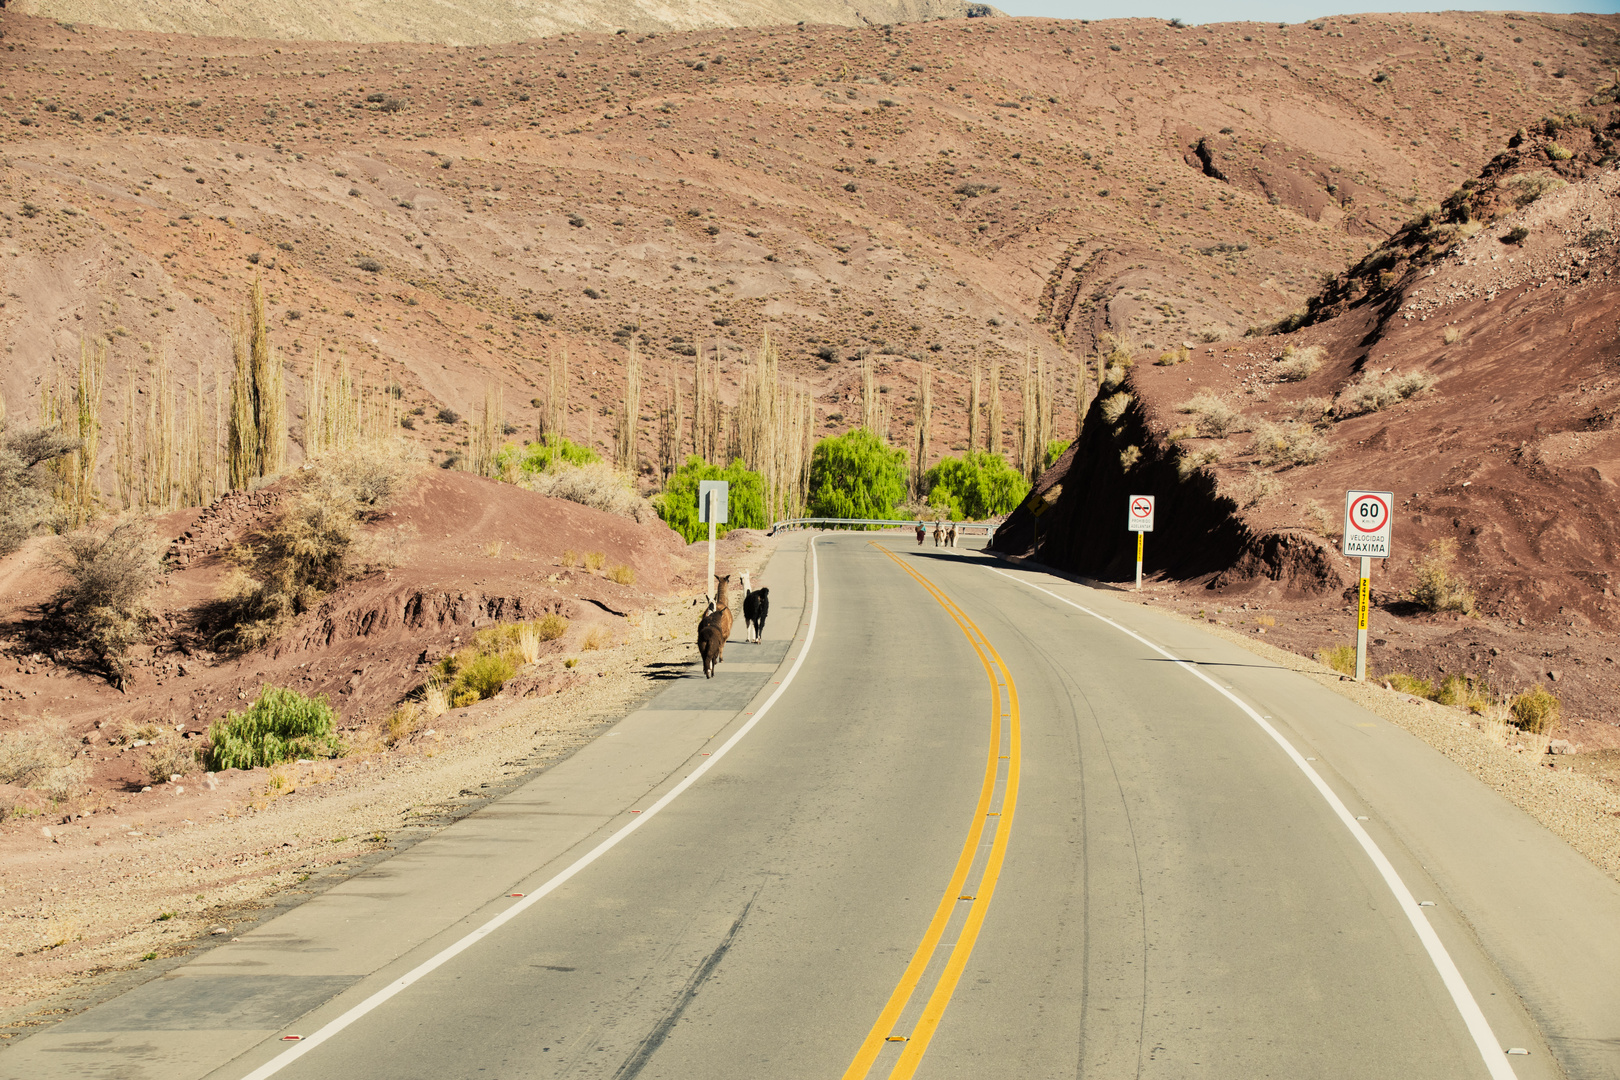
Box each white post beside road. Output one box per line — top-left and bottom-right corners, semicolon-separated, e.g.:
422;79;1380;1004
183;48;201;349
707;492;717;606
1127;494;1155;592
1355;555;1371;682
1342;490;1393;684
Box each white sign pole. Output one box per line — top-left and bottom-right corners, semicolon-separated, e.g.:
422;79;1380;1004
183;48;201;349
1126;494;1155;592
706;490;717;606
1355;555;1371;682
1342;490;1393;684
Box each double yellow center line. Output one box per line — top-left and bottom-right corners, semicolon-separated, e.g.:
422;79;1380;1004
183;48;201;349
843;544;1021;1080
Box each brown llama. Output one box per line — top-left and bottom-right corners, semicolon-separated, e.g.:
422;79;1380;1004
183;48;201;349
697;574;733;679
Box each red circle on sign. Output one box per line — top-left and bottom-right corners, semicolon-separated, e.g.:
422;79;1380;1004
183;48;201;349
1130;497;1153;518
1347;494;1390;533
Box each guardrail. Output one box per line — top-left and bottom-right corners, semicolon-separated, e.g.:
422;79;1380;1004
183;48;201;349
768;517;1000;540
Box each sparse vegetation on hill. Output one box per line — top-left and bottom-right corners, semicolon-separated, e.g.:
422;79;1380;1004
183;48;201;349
46;521;162;684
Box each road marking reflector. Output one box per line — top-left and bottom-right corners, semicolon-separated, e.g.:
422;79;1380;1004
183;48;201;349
886;1036;908;1043
1419;901;1436;907
1507;1049;1529;1055
279;1036;302;1042
957;895;975;901
507;893;524;898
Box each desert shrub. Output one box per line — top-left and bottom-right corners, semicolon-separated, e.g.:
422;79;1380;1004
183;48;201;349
581;625;609;651
606;563;635;585
584;550;606;571
203;687;342;770
1386;672;1436;698
1303;499;1338;539
1176;391;1240;436
1232;469;1277;507
436;407;461;424
1119;445;1142;470
1196;326;1229;343
0;730;87;799
1443;327;1461;345
211;447;416;652
1502;226;1530;245
453;652;518;701
1410;539;1475;614
560;549;578;567
515;436;601;474
48;521;162;681
1274;345;1324;382
803;428;909;524
1435;674;1489;713
1335;370;1435;419
1177;444;1224;480
1316;644;1356;676
522;460;656;524
921;452;1028;520
0;426;78;557
534;611;569;640
1100;392;1134;426
357;258;383;273
1250;421;1330;467
1288;397;1333;423
140;741;199;782
1508;172;1565;206
385;703;423;745
1510;685;1560;734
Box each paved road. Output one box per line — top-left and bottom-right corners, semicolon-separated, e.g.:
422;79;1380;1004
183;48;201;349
10;535;1620;1080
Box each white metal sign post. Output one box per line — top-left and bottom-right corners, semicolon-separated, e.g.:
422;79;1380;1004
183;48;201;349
1127;495;1155;591
1342;489;1393;682
699;480;729;604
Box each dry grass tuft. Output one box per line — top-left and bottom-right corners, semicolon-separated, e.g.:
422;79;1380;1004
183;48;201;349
1249;421;1330;466
0;731;87;801
1510;685;1560;734
1335;370;1435;418
583;551;607;572
1274;345;1324;383
1176;391;1241;437
1410;539;1475;615
581;625;609;651
1316;644;1356;676
606;563;635;585
520;461;655;523
139;740;199;783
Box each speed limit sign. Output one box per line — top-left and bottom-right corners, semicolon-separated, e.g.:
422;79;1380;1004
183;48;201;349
1343;490;1393;558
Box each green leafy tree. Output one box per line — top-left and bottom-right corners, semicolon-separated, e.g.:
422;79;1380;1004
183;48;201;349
807;428;908;520
654;456;766;542
923;452;1029;520
1044;439;1071;472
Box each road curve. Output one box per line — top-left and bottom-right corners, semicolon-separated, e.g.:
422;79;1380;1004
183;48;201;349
10;534;1620;1080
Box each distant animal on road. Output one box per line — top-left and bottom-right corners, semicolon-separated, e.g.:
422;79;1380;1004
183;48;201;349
947;523;958;548
741;571;769;643
697;574;732;678
933;522;943;547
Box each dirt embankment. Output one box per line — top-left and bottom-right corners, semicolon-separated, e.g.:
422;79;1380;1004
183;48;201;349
996;113;1620;744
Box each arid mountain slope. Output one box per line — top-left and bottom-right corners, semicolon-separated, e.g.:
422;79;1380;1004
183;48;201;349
11;0;998;46
0;11;1614;478
993;109;1620;731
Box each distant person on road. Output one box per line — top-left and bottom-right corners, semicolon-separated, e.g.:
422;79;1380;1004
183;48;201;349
916;520;926;546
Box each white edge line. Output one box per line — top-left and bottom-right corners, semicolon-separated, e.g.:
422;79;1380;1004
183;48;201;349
985;565;1517;1080
238;539;823;1080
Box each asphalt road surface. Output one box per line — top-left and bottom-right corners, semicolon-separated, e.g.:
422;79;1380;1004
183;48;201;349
10;534;1620;1080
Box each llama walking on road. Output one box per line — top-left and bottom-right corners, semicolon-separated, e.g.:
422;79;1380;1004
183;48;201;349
697;574;732;679
742;571;769;643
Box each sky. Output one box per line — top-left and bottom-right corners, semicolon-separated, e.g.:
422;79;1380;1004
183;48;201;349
995;0;1619;22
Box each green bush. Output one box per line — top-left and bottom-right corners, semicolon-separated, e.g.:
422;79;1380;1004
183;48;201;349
653;456;767;542
922;452;1028;520
807;428;908;521
1510;685;1560;734
1043;439;1071;472
453;651;517;700
510;436;601;475
204;687;342;770
1435;674;1489;713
